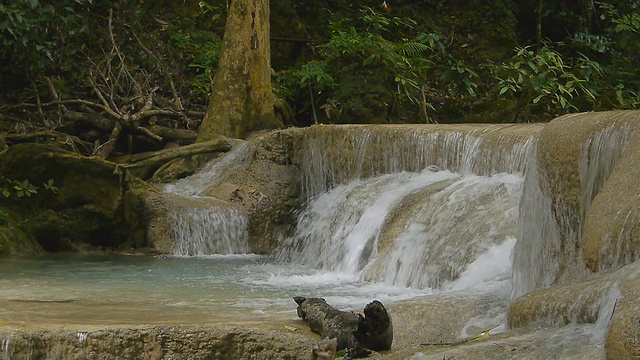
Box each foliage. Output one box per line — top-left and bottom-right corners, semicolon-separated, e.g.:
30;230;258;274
167;2;225;101
591;1;640;108
495;45;603;119
1;0;639;129
0;177;58;199
276;6;478;124
0;0;94;87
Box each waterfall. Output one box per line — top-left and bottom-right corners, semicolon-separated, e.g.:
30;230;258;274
164;142;251;256
277;169;460;274
372;173;522;289
510;140;562;299
511;125;632;299
171;207;249;256
579;125;631;221
279;125;539;290
298;126;537;200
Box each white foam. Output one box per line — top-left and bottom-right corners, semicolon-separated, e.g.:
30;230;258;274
445;237;517;291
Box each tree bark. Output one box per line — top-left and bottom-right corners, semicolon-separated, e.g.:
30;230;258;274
197;0;281;141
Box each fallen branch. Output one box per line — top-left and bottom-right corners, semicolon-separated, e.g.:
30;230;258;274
420;324;500;346
119;136;232;179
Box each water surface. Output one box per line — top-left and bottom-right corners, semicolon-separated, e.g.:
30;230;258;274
0;253;429;327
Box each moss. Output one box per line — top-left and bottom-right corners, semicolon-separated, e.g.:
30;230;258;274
0;208;43;256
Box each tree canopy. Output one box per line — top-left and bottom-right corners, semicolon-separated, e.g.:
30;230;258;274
0;0;638;156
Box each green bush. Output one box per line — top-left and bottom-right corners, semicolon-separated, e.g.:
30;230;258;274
276;6;478;124
494;45;602;120
0;0;94;90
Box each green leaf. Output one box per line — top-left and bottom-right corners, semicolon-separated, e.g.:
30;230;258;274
559;97;567;108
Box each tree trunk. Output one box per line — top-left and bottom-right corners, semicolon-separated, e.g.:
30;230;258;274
536;0;543;50
197;0;280;141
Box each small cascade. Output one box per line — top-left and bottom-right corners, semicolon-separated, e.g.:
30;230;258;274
280;125;539;291
510;140;562;299
371;173;522;289
165;141;251;196
579;124;631;219
298;125;539;199
164;142;251;256
171;207;248;256
301;125;540;198
1;338;10;360
277;169;460;274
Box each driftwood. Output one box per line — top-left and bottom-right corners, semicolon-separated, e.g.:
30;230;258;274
294;297;393;353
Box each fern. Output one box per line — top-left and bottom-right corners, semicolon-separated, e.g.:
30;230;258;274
397;42;432;57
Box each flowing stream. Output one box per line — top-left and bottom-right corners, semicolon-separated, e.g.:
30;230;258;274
0;126;538;329
1;123;634;360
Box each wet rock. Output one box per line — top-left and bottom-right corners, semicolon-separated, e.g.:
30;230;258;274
582;124;640;272
535;111;640;284
0;325;314;360
195;131;302;254
124;188;239;253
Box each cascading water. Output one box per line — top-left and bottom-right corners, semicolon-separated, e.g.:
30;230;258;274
164;142;251;255
1;338;10;360
373;173;522;289
171;207;248;256
512;124;632;298
510;139;562;299
165;141;251;196
278;126;539;293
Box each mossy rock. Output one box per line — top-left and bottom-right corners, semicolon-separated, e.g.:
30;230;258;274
0;208;43;256
0;143;140;252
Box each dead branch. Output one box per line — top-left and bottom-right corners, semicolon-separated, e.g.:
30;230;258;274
88;74;122;120
100;121;123;158
132;30;184;111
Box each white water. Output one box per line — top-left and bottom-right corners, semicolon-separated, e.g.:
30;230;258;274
164;141;250;196
299;127;535;199
164;142;251;255
1;338;9;360
512;125;632;298
171;207;249;256
277;168;460;274
276;127;538;296
278;169;523;292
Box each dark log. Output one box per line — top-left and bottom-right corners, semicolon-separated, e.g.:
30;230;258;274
294;297;393;352
119;136;232;179
357;300;394;351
